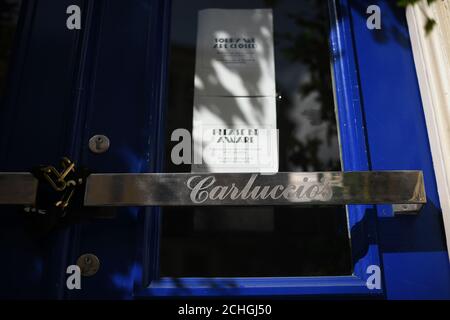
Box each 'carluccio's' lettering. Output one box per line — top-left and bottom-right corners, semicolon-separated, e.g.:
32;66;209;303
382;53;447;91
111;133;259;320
186;174;333;204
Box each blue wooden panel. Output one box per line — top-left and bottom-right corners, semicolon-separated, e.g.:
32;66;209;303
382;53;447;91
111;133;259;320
0;0;88;299
348;0;450;299
142;276;373;297
0;0;84;168
60;0;170;299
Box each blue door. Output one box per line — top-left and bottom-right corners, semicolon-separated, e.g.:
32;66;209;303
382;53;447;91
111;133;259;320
0;0;449;299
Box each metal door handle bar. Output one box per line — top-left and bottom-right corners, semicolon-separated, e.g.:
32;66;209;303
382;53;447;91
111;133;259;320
0;171;426;213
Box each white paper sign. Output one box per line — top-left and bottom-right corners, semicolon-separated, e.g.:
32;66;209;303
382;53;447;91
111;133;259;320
193;9;278;173
194;8;276;97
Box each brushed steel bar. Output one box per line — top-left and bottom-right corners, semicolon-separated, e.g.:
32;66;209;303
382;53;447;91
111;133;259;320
0;173;38;205
84;171;426;207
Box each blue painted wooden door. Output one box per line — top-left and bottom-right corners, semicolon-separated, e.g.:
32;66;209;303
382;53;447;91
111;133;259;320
0;0;449;299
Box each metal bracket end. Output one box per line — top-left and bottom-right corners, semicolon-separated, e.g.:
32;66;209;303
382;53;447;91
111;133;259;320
393;203;424;215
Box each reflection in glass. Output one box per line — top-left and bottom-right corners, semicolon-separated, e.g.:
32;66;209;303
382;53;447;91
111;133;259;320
160;0;352;277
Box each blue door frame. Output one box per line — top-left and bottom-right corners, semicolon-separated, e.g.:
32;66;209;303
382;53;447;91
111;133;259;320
0;0;449;299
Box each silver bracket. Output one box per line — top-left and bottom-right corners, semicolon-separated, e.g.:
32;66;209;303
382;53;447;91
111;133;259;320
393;203;425;215
0;171;427;216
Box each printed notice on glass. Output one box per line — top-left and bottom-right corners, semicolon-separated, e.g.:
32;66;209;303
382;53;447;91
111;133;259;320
192;9;278;173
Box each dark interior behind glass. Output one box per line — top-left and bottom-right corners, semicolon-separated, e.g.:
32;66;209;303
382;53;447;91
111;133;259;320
160;0;352;277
